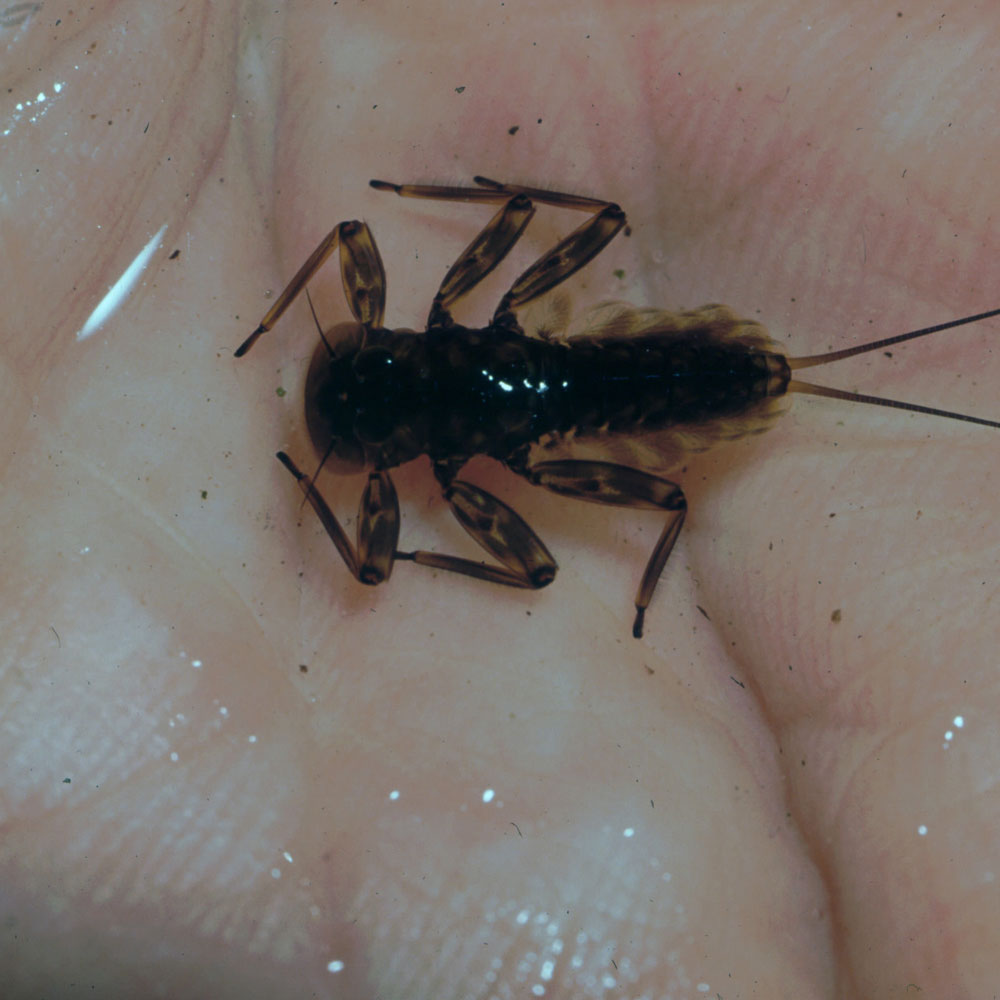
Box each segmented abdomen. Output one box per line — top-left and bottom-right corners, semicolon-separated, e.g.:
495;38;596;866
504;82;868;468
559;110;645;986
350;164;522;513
529;304;792;468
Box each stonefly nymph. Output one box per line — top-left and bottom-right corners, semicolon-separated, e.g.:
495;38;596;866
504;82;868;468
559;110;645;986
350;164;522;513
235;176;1000;637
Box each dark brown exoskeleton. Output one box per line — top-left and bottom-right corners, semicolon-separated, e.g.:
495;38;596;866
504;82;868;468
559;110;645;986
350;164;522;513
235;177;1000;637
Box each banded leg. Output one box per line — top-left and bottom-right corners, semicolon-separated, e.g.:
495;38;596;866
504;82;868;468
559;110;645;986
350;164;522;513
396;467;557;591
235;219;386;357
370;176;626;328
522;460;688;639
276;452;400;585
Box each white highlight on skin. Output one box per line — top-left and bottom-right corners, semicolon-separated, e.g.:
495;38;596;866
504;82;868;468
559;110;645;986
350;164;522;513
179;651;205;670
354;814;690;994
482;788;495;803
918;824;928;836
389;789;400;800
942;713;965;750
1;79;64;137
326;959;345;973
481;898;654;995
76;223;168;340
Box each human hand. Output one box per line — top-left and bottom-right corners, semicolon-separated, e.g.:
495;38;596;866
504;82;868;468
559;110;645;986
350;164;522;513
3;2;998;997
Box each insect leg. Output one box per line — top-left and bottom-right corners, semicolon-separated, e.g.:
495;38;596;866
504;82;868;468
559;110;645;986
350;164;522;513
372;180;538;325
493;201;626;323
522;461;687;639
370;177;626;327
235;220;386;357
396;468;557;590
276;452;400;585
370;175;616;212
427;196;536;327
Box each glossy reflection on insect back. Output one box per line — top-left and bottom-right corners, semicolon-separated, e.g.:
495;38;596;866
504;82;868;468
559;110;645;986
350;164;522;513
238;177;1000;638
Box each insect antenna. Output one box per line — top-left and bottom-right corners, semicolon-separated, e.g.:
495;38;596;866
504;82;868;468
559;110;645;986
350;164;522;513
786;306;1000;429
284;288;340;512
283;436;342;519
305;289;335;357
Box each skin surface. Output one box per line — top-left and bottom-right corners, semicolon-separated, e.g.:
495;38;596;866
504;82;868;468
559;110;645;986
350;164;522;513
2;2;999;997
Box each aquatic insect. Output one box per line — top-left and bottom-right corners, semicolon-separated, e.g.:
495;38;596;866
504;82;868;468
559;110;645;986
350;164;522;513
235;177;1000;638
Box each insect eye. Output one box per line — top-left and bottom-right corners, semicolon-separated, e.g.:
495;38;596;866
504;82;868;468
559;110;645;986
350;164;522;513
352;346;394;382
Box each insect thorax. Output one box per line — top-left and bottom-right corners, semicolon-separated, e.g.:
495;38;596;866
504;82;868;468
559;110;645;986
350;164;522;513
304;307;791;474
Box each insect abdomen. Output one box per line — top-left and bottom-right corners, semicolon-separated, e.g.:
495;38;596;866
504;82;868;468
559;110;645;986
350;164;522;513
550;305;792;452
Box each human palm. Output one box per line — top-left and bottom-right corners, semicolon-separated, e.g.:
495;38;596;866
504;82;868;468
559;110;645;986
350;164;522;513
3;3;999;997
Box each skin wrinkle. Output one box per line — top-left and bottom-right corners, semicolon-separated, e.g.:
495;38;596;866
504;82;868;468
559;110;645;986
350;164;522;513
1;2;999;998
